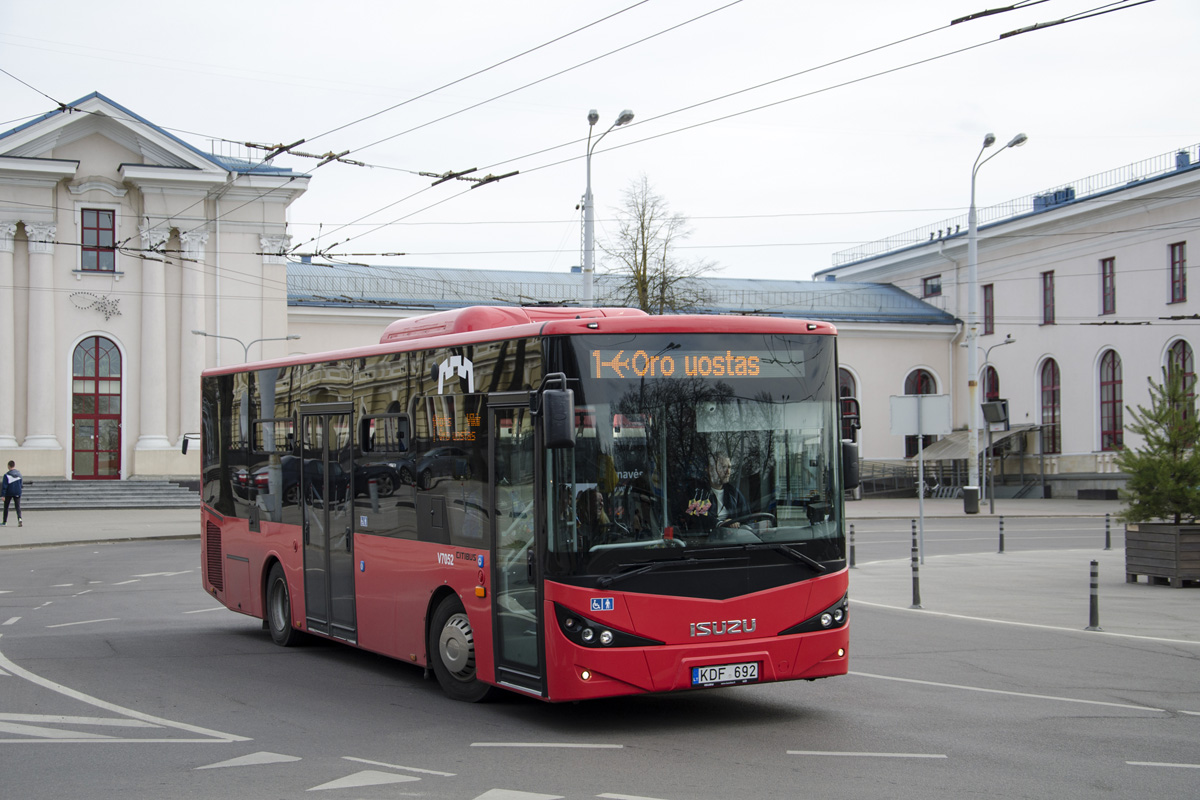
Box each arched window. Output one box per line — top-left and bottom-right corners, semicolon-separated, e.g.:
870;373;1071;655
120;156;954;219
904;369;937;458
983;366;1000;402
1040;359;1061;455
1099;350;1122;451
72;336;122;479
839;368;858;441
1168;339;1195;417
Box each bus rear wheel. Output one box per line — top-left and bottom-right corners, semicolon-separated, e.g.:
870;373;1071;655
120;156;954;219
266;563;301;647
429;596;492;702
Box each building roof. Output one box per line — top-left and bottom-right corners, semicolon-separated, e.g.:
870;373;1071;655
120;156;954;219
818;142;1200;276
0;92;300;177
287;262;956;325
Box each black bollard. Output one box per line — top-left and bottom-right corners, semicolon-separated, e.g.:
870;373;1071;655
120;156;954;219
849;524;857;569
910;520;922;609
1104;513;1112;551
998;515;1005;554
1085;560;1102;631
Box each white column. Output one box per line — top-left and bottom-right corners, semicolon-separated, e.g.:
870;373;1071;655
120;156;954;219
23;223;59;449
136;226;172;450
0;222;17;447
178;230;208;447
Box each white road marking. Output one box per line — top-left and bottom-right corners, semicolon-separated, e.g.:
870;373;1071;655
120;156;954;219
3;617;19;625
183;607;227;614
0;721;114;739
74;590;92;596
0;590;10;595
0;714;155;727
46;618;119;629
37;602;52;607
111;580;140;586
342;756;455;776
133;571;193;578
851;598;1200;648
1127;761;1200;769
0;648;249;743
471;742;623;749
788;750;947;759
308;770;421;791
1180;710;1200;716
852;671;1165;713
472;791;562;800
52;584;74;588
598;794;673;799
197;751;302;769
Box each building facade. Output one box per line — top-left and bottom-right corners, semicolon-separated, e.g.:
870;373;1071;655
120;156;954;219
817;144;1200;485
0;94;308;479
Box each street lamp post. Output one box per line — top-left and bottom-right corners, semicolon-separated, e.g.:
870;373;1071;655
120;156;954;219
966;132;1027;509
191;330;300;362
581;108;634;307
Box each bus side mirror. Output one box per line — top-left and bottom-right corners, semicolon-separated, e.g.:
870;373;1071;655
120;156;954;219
182;439;188;455
542;388;575;449
842;441;860;490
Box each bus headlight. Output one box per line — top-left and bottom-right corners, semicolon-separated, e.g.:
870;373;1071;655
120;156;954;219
599;630;614;646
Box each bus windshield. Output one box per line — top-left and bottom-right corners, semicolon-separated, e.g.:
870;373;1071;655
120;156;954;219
546;332;844;578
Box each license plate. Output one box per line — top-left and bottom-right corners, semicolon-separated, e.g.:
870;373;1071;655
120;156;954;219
691;661;759;687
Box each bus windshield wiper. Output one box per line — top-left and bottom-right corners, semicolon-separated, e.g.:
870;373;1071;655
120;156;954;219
755;543;827;572
697;543;827;572
595;556;744;588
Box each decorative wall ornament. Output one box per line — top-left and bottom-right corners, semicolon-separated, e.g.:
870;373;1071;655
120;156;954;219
260;234;291;265
71;291;122;321
25;222;56;255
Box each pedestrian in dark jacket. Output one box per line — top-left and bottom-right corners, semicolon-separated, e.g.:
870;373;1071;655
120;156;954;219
2;460;22;527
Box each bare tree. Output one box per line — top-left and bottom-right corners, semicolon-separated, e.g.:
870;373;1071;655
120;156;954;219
600;174;717;314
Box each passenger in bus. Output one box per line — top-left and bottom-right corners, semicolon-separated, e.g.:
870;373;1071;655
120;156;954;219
680;451;749;532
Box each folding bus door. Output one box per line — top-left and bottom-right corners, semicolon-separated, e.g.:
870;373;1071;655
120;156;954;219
490;404;543;695
300;406;357;642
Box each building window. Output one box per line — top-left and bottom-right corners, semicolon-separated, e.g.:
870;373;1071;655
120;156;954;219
903;368;937;458
1040;359;1061;454
1168;339;1195;414
982;284;994;335
1170;242;1187;303
922;275;942;298
983;366;1000;402
1100;257;1116;315
1041;271;1055;325
1099;350;1122;451
81;209;116;272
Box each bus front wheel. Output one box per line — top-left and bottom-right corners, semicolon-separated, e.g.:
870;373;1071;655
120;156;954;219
266;563;301;647
429;596;493;702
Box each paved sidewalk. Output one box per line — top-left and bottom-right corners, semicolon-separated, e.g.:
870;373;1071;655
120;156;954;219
4;499;1194;645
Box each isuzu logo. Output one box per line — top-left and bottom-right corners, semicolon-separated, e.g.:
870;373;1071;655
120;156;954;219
689;619;757;637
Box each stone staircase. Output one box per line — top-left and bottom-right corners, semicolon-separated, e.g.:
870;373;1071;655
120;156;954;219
16;479;200;510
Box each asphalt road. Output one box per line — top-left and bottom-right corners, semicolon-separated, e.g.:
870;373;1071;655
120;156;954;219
0;524;1197;799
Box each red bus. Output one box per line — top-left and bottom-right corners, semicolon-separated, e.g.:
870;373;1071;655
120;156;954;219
197;306;857;702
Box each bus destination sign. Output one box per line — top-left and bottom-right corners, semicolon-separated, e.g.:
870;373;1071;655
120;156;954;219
591;349;801;380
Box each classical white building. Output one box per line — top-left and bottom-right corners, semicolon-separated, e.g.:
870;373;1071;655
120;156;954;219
0;93;308;480
817;143;1199;491
6;94;1189;498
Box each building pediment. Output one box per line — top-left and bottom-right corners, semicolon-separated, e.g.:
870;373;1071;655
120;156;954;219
0;93;228;180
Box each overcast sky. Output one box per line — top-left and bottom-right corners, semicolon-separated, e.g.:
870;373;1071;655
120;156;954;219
3;0;1195;283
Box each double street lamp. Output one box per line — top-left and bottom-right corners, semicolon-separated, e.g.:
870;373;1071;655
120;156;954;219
966;132;1027;502
191;329;300;362
581;108;634;307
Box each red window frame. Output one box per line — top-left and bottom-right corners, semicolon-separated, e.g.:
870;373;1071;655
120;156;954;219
1099;350;1122;451
1170;242;1186;303
922;275;942;298
1040;359;1061;454
1041;271;1055;325
982;284;995;336
81;209;116;272
1100;258;1115;315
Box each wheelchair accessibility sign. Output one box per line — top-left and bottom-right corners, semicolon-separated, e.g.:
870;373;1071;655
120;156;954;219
590;597;615;612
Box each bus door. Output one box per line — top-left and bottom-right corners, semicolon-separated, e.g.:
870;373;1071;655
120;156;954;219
300;406;357;642
490;404;543;695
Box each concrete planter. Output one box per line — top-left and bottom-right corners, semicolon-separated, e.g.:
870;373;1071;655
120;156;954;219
1125;523;1200;588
